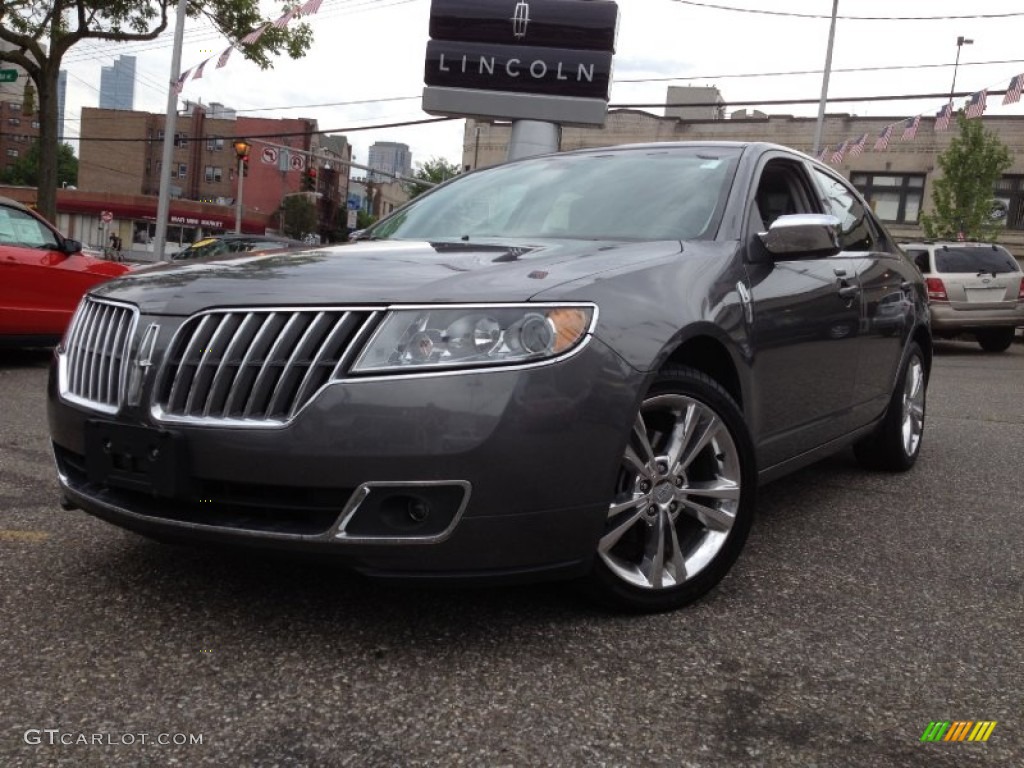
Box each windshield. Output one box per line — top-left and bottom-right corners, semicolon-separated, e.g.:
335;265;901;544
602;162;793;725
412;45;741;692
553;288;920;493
370;148;741;242
935;246;1019;274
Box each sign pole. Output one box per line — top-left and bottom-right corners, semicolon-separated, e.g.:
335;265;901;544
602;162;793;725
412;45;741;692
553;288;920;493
507;120;560;162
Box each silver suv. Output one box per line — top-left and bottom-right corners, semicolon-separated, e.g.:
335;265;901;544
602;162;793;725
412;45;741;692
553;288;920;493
903;242;1024;352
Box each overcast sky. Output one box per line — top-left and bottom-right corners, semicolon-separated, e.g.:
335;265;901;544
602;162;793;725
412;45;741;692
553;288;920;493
59;0;1024;170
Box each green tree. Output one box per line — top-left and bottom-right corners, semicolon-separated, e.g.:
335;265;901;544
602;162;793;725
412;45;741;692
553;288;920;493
403;157;460;199
281;194;317;239
921;112;1013;242
356;210;377;229
0;1;314;224
0;139;78;187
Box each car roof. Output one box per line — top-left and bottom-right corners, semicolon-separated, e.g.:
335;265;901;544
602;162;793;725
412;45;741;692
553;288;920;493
0;196;38;215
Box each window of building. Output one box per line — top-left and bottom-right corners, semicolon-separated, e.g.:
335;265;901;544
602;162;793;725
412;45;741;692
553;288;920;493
850;173;925;224
7;117;20;126
176;162;187;178
206;136;224;152
204;165;223;183
157;130;165;141
6;149;18;157
174;133;189;148
31;121;40;129
994;175;1024;231
9;102;20;111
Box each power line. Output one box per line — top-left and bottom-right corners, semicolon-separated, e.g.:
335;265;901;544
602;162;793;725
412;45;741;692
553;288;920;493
610;89;1010;110
617;58;1024;84
666;0;1024;21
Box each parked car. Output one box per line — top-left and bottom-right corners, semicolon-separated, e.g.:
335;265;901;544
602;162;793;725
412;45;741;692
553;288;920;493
0;197;132;346
901;241;1023;352
48;142;931;612
171;233;308;261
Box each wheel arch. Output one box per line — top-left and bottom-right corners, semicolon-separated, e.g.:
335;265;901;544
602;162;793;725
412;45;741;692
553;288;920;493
661;331;745;413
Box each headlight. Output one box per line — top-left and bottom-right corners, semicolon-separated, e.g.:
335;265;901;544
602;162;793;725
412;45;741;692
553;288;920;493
352;304;595;373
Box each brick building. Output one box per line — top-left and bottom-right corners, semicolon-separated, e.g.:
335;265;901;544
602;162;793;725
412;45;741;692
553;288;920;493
0;100;40;175
77;105;330;247
463;104;1024;255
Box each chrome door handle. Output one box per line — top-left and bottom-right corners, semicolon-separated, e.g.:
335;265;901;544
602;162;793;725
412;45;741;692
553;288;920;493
838;285;860;299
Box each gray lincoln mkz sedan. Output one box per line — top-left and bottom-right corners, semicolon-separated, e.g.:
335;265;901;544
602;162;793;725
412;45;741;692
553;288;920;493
48;142;931;612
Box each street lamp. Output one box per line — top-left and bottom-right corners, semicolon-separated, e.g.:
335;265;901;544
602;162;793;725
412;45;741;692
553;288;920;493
949;36;973;107
233;138;251;234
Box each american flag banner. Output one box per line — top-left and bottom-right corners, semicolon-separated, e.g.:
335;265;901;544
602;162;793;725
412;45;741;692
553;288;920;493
273;8;296;28
934;103;953;131
848;133;868;156
216;47;232;69
192;58;210;81
300;0;324;14
965;90;987;119
900;115;921;141
172;69;191;95
1002;75;1023;105
241;23;269;45
830;140;850;164
873;124;893;151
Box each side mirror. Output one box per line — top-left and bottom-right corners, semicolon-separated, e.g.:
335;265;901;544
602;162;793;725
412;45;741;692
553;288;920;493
758;214;842;258
348;229;368;242
61;239;83;255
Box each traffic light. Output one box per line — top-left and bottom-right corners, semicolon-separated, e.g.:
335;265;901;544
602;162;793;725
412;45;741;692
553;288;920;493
242;153;250;177
303;167;317;192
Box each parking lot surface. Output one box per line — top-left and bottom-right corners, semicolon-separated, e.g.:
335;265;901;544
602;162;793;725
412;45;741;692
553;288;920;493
1;341;1021;767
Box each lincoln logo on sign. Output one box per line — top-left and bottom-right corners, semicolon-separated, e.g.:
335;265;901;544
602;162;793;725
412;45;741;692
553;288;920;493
423;0;619;126
511;2;530;38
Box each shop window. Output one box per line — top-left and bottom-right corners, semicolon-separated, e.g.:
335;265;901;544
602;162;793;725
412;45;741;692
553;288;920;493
850;173;925;224
994;176;1024;231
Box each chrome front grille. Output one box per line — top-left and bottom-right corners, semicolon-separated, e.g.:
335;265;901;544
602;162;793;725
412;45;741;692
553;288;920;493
61;298;138;413
155;309;376;424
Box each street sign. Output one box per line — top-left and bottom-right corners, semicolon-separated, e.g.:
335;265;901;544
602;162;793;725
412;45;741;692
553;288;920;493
261;147;278;164
289;154;305;171
347;210;358;229
100;210;113;223
0;69;17;83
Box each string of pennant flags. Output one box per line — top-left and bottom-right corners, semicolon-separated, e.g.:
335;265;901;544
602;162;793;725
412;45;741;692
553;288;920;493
817;71;1024;165
172;0;324;95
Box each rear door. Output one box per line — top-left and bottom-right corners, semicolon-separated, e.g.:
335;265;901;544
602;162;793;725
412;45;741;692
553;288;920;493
934;245;1021;311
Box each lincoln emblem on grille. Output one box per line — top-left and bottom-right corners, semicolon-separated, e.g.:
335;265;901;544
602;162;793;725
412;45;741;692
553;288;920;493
511;1;530;39
127;323;160;407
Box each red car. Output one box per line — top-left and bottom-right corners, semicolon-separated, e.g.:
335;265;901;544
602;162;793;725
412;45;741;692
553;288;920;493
0;196;131;346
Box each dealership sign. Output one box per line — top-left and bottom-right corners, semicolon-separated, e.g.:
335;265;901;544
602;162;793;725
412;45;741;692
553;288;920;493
422;0;619;126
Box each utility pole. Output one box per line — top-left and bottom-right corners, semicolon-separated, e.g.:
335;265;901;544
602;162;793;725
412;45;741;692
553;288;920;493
152;0;189;262
812;0;840;156
949;36;973;107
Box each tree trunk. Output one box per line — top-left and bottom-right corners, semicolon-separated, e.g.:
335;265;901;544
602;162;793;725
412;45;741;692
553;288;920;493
35;64;60;224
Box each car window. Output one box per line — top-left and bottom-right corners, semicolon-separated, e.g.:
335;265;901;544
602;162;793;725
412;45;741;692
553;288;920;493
369;148;742;242
812;168;877;252
934;246;1019;274
906;249;931;274
753;159;820;229
0;205;60;250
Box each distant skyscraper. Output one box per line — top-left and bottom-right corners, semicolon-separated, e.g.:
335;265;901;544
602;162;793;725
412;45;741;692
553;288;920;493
367;141;412;183
99;55;136;110
57;70;68;141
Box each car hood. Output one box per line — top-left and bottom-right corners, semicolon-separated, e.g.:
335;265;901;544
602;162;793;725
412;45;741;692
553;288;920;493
89;239;684;315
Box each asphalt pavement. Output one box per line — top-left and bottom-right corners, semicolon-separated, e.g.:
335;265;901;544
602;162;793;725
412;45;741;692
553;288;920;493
1;341;1021;767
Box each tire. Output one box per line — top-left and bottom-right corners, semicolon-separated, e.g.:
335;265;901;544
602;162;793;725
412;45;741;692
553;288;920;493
853;342;927;472
976;328;1014;353
585;365;757;613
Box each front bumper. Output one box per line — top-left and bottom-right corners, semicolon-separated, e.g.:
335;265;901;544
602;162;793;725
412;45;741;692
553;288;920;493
48;336;644;580
929;302;1024;332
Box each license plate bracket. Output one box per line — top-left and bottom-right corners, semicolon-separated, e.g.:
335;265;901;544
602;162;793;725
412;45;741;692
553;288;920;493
85;421;189;497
